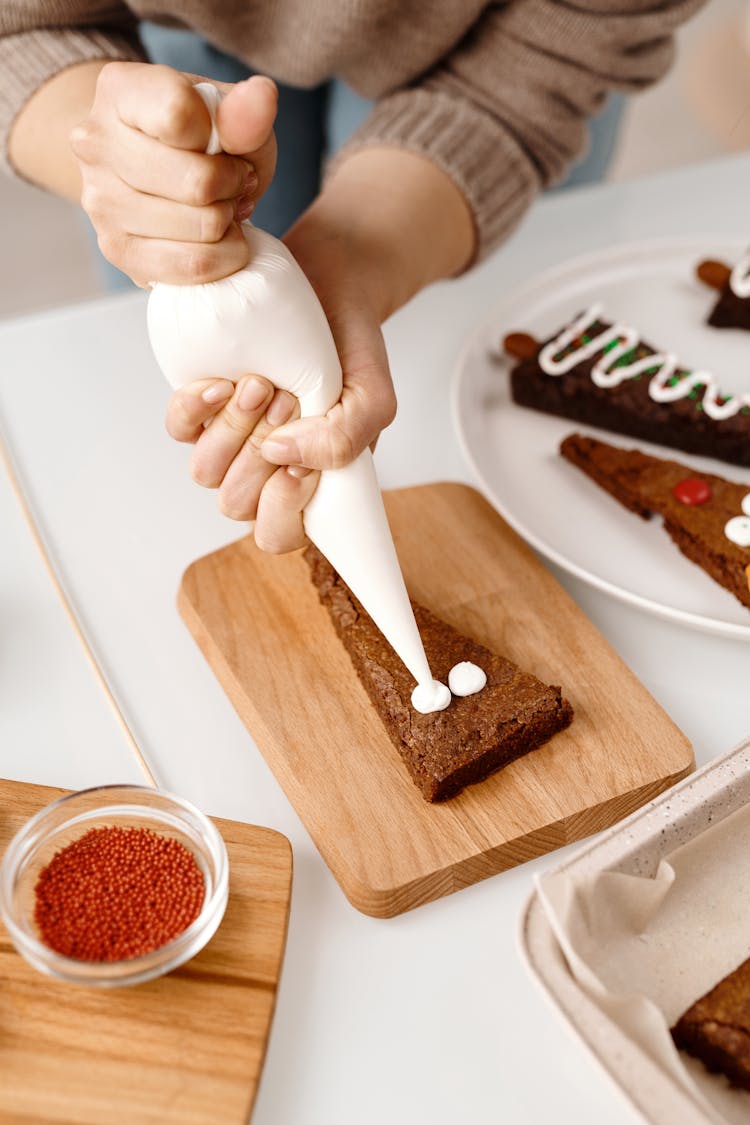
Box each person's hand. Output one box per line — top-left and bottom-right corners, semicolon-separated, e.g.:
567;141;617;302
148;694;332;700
70;62;277;286
168;145;474;555
165;375;321;552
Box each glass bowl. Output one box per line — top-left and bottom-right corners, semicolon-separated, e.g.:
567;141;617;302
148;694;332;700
0;784;228;987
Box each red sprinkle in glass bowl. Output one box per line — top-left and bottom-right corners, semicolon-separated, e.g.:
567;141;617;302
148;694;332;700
0;784;228;987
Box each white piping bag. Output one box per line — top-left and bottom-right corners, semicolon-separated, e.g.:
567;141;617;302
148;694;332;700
147;83;449;710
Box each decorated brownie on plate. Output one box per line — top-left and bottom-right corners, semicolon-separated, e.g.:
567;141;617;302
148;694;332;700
696;249;750;331
503;306;750;467
560;432;750;612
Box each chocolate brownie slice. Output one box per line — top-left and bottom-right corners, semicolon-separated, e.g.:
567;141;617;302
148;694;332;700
672;958;750;1089
560;433;750;612
506;313;750;467
305;546;573;802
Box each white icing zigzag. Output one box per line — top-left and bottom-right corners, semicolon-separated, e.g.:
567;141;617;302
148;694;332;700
538;304;750;422
730;250;750;299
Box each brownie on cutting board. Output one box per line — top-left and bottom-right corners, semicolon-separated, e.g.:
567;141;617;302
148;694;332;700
305;546;573;802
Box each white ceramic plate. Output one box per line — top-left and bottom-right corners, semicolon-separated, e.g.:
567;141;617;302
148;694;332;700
452;237;750;640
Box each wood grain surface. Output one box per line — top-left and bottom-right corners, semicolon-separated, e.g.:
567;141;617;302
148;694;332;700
0;779;292;1124
178;482;694;918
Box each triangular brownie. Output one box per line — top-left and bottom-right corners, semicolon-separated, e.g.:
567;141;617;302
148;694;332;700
561;432;750;612
505;308;750;467
305;546;573;802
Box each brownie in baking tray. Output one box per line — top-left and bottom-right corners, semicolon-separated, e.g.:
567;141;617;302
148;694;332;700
506;311;750;467
305;546;573;802
672;956;750;1089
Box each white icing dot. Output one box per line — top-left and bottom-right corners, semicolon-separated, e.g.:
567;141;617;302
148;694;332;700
448;662;487;697
411;680;451;715
724;515;750;548
742;493;750;518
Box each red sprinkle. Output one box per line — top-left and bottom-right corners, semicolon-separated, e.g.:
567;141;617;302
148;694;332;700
34;825;205;962
672;477;712;506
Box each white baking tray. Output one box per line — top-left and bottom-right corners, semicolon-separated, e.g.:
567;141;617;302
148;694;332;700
520;736;750;1125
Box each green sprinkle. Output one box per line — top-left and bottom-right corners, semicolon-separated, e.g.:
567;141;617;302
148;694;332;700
581;335;591;344
668;375;681;387
603;339;618;353
688;390;698;399
741;407;750;416
696;401;704;411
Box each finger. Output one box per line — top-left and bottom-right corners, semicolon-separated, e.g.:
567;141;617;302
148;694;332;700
190;374;275;488
217;76;278;156
260;369;397;470
84;174;243;243
109;124;255;206
97;222;251;286
260;311;397;470
166;379;235;443
253;466;319;553
98;63;214;150
216;390;299;521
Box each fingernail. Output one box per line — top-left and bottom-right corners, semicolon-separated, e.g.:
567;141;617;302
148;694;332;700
287;465;312;479
244;170;258;193
265;391;295;427
262;437;300;464
236;199;255;222
238;375;270;412
202;380;234;404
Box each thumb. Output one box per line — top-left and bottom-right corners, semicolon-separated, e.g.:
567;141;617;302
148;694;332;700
216;75;278;155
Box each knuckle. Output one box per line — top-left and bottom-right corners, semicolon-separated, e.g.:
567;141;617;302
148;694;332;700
80;182;105;220
96;61;126;96
327;425;356;470
199;201;232;244
157;85;198;140
69;120;97;161
96;229;123;265
183;160;222;206
182;242;223;282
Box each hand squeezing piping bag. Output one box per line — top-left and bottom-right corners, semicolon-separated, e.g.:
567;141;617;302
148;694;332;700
147;83;449;711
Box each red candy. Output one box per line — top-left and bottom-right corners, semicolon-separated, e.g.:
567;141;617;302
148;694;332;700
672;477;711;506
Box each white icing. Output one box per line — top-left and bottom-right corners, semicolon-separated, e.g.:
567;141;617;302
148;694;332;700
722;495;750;548
148;84;436;688
448;662;487;697
725;515;750;548
411;680;451;714
538;304;750;422
730;250;750;298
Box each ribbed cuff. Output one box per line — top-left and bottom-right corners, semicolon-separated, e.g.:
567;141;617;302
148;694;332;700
327;87;542;266
0;28;145;177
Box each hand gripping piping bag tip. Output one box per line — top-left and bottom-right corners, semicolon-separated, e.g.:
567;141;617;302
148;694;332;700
147;82;440;695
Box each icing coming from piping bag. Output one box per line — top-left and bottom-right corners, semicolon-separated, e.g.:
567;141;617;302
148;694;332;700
411;680;451;714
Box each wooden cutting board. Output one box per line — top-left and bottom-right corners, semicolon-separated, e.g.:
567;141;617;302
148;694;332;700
178;482;694;918
0;779;292;1124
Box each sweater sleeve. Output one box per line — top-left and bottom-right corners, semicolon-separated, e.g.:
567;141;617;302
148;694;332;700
0;3;145;175
331;0;706;261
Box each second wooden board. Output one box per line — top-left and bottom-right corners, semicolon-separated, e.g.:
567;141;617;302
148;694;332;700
178;482;694;918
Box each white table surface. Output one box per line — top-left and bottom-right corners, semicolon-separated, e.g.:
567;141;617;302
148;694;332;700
2;153;750;1125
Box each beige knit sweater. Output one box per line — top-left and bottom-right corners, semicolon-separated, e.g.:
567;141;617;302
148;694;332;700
0;0;704;257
